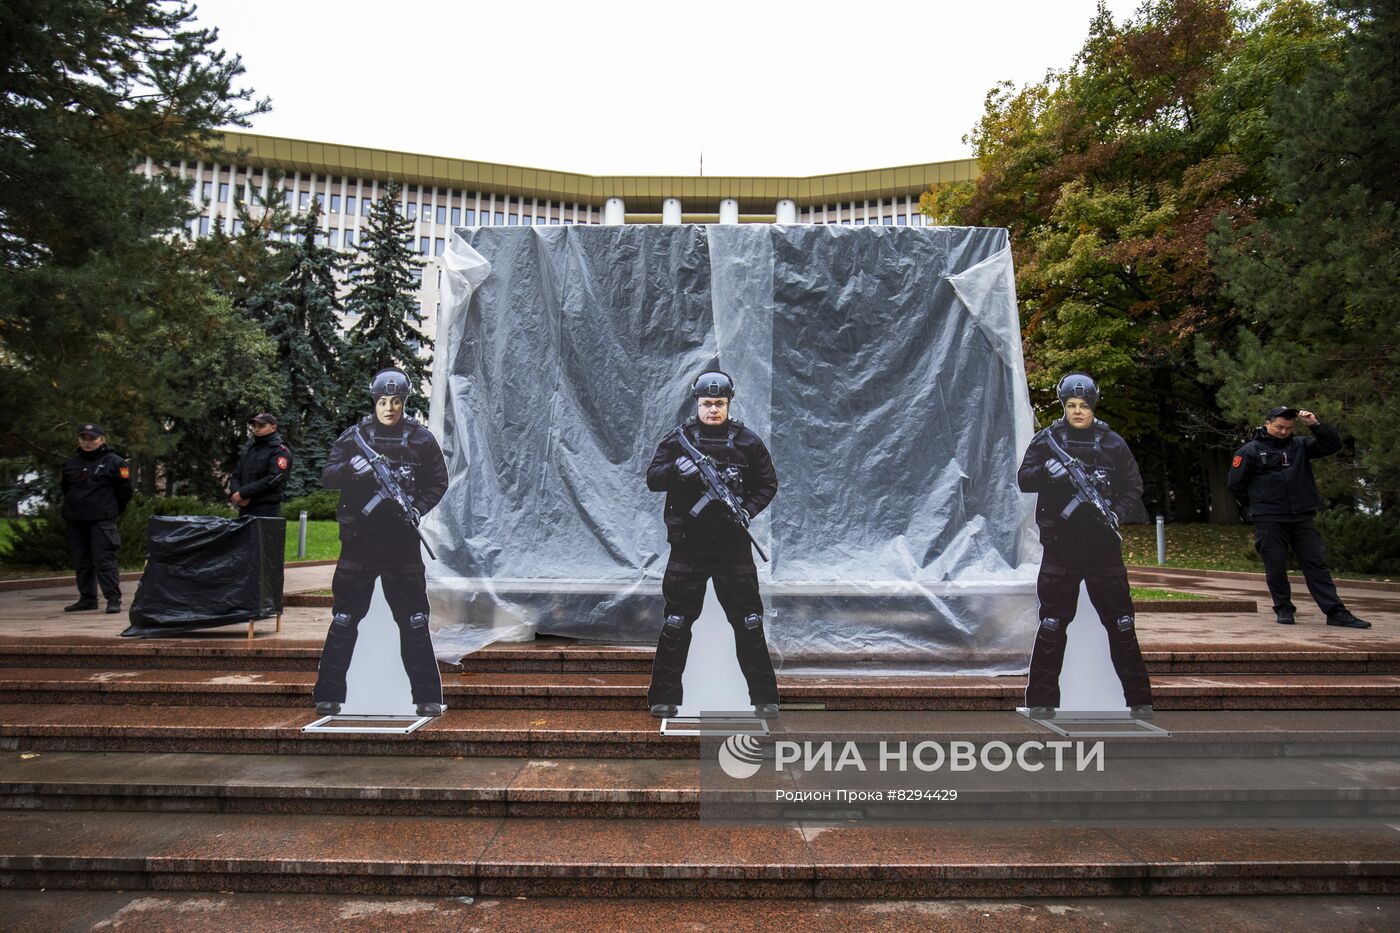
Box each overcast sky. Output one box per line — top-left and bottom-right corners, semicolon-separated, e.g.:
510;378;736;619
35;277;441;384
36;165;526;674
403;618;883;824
193;0;1143;177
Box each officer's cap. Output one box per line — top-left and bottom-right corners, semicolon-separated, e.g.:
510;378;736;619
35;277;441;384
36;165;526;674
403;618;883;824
77;422;105;438
248;413;278;426
1266;406;1299;421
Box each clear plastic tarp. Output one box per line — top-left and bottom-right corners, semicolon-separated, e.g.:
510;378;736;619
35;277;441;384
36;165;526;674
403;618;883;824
425;224;1040;674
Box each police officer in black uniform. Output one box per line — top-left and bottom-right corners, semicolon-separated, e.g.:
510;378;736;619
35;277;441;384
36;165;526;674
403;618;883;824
1018;373;1154;719
312;369;449;717
229;413;293;517
645;370;781;719
1226;406;1370;628
60;423;133;613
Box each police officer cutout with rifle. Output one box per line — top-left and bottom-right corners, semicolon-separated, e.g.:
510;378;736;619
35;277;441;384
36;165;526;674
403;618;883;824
1018;373;1154;720
312;368;448;717
645;370;781;719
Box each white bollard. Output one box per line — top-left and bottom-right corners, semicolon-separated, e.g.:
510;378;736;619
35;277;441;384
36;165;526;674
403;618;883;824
298;510;308;560
1156;515;1166;566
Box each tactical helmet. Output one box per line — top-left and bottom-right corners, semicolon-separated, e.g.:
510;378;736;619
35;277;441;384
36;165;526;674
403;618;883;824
1056;372;1099;409
691;370;735;399
370;368;411;400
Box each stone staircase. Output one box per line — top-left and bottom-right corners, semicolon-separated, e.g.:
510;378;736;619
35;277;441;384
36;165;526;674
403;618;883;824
1;635;1398;906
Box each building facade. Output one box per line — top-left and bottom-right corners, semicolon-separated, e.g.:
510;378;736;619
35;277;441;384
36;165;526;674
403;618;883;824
152;132;980;341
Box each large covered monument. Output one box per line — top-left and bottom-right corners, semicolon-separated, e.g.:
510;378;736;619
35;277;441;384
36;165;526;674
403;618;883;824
425;223;1040;674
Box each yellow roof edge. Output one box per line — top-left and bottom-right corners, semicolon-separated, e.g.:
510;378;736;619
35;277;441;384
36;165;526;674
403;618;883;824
210;131;979;206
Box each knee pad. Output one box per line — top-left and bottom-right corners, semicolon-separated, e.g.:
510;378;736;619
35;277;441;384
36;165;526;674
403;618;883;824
1038;616;1063;634
1115;614;1135;633
743;613;764;632
409;611;429;631
330;611;353;631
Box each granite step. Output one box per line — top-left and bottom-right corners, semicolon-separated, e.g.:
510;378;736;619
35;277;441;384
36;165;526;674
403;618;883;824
1;809;1397;898
2;706;1397;760
2;639;1396;675
3;750;1397;822
2;667;1399;711
8;890;1400;933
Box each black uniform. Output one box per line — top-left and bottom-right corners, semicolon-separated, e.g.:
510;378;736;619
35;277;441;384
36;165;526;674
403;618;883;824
312;416;449;707
61;445;133;603
231;431;293;517
1018;418;1153;709
1226;423;1344;616
645;418;780;707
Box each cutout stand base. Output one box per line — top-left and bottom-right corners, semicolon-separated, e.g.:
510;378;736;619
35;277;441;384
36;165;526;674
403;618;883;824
661;712;771;737
302;713;434;735
1017;707;1171;738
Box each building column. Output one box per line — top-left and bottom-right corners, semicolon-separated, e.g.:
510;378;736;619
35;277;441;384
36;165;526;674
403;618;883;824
775;199;797;224
604;197;626;225
719;198;739;224
662;197;682;224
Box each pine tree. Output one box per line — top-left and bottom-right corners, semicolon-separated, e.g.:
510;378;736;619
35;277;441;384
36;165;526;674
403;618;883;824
0;0;268;491
342;180;432;416
263;199;348;494
1208;0;1400;508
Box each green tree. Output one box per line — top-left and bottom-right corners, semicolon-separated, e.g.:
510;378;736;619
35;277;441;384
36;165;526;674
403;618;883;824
262;199;348;493
1206;0;1400;509
0;0;267;494
342;180;431;415
923;0;1340;521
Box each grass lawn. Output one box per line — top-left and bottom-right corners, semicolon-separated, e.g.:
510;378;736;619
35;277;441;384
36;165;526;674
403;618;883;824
1121;522;1260;573
1130;586;1207;601
287;521;340;562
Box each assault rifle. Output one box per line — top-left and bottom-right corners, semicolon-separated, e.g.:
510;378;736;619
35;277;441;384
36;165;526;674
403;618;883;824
352;426;438;560
673;426;770;563
1042;429;1122;541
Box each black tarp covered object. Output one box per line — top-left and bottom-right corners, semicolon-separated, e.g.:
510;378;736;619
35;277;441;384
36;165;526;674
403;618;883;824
424;224;1040;673
122;515;285;637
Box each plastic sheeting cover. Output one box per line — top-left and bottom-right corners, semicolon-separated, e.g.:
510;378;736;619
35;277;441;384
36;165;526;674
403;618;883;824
426;224;1039;673
123;515;285;637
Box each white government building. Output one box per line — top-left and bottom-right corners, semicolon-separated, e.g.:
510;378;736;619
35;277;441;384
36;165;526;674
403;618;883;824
156;132;981;340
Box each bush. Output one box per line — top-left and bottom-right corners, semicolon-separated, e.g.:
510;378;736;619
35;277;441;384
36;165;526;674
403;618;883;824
282;488;340;521
1313;510;1400;575
0;494;234;570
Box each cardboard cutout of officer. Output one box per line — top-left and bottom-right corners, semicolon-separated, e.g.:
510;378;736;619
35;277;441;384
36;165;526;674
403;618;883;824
645;370;781;719
230;413;293;517
1226;405;1370;628
312;368;448;717
61;422;133;614
1018;373;1154;719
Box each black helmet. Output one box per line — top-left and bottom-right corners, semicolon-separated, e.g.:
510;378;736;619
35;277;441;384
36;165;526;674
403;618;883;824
1056;372;1099;409
691;370;735;399
370;368;411;400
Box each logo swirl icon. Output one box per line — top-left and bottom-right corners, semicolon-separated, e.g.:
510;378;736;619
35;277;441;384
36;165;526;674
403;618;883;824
717;733;764;779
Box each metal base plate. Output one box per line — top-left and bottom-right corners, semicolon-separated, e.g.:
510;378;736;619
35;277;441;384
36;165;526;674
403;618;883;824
302;713;435;735
661;714;771;737
1017;707;1171;738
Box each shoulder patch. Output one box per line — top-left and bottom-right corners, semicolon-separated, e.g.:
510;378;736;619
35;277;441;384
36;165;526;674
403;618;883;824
1232;455;1243;468
118;466;130;479
276;456;289;470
